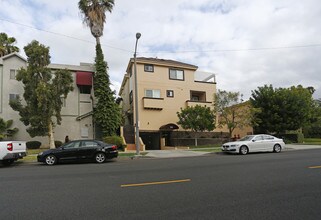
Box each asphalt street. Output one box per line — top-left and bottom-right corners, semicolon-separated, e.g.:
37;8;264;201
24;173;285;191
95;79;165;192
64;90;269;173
1;149;321;220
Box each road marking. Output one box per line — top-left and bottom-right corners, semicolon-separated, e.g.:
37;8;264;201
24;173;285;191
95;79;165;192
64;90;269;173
308;165;321;169
121;179;191;188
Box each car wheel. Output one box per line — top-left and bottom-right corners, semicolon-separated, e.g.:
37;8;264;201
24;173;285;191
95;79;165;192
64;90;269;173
273;144;282;153
95;152;106;163
239;146;248;155
45;155;57;165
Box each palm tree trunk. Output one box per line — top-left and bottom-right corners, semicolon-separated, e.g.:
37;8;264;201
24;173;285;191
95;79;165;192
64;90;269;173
96;36;100;45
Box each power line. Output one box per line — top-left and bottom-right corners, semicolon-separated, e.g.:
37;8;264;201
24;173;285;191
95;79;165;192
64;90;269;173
0;18;133;53
2;17;321;55
141;43;321;54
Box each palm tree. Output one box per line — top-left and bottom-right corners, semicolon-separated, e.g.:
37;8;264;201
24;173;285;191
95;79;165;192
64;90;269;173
0;33;20;57
78;0;121;138
78;0;114;45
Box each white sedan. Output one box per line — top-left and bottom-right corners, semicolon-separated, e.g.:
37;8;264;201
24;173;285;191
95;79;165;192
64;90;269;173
221;134;285;155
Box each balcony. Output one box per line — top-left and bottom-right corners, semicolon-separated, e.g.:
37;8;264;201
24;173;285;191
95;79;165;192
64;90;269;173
143;97;164;110
186;100;212;108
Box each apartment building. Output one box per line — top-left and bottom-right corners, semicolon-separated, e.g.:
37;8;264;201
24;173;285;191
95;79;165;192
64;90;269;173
119;57;216;150
0;53;95;145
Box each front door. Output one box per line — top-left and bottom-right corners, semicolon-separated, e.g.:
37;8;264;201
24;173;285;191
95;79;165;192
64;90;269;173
57;141;80;161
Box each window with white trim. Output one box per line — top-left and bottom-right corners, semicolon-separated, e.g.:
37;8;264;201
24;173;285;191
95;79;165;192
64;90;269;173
9;94;19;101
10;69;16;80
169;69;184;80
145;89;161;98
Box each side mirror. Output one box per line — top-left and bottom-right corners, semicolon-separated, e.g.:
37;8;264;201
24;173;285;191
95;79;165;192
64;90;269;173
252;140;256;142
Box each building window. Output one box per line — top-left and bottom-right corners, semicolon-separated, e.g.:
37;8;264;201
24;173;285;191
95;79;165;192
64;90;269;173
145;89;161;98
9;94;19;101
10;69;16;79
169;69;184;80
79;85;92;94
144;64;154;72
129;91;133;104
167;90;174;97
190;91;206;102
60;96;66;107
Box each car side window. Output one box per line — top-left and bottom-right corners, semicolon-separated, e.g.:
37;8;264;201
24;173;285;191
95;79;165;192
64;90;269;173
254;136;263;141
82;141;98;147
64;141;80;149
263;135;274;140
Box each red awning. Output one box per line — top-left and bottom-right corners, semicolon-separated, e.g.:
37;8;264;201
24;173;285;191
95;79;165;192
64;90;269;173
76;71;93;86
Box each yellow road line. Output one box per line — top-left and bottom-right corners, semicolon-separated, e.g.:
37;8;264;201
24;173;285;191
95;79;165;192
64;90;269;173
121;179;191;188
308;165;321;169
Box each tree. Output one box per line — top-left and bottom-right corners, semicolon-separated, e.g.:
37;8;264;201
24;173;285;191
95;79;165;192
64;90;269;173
214;90;257;138
177;105;216;146
0;118;18;140
10;40;73;149
78;0;114;45
250;85;314;134
0;33;19;57
78;0;121;137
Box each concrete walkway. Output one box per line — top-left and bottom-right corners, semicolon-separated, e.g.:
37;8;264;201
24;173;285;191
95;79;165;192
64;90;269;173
145;144;321;158
145;150;209;158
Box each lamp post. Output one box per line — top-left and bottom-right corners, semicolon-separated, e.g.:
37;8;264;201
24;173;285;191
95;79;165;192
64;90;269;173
134;32;141;156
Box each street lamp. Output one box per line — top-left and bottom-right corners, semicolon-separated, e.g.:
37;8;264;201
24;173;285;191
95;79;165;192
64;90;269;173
134;32;141;156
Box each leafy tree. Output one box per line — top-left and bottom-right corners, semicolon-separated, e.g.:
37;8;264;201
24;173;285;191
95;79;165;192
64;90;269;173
10;40;73;149
0;118;18;140
303;99;321;138
214;90;257;138
0;33;19;57
177;105;216;146
78;0;121;137
250;85;314;134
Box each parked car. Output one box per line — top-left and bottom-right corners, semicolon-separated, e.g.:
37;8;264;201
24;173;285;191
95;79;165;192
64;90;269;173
0;141;27;166
221;134;285;155
37;139;118;165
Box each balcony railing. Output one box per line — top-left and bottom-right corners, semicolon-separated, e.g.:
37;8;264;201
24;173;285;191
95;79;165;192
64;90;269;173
186;100;212;108
143;97;164;110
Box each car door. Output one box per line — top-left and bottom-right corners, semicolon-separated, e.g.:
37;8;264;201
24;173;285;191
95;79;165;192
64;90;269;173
57;141;80;161
263;135;276;151
250;135;265;152
78;140;99;160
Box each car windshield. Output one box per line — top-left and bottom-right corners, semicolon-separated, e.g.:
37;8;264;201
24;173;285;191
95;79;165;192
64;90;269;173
239;135;255;141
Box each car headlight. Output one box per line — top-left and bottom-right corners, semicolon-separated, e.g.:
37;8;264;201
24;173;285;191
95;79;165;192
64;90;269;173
230;144;239;147
38;152;43;156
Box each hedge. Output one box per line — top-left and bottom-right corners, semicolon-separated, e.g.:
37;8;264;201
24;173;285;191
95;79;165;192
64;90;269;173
26;141;42;149
103;136;125;151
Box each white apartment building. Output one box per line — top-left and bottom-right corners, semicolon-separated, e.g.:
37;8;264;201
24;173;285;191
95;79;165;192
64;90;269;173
0;53;95;145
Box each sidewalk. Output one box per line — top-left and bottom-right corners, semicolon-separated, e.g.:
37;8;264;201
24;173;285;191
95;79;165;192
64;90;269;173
145;150;209;158
284;144;321;150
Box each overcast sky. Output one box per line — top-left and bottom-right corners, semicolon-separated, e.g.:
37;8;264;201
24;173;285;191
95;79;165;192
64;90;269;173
1;0;321;100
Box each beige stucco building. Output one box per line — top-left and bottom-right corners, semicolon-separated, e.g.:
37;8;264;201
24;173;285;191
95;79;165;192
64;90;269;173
0;53;95;145
119;57;217;150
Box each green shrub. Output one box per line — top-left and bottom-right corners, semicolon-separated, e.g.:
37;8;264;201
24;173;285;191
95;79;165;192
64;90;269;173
279;133;304;143
103;136;125;151
26;141;41;149
55;140;63;148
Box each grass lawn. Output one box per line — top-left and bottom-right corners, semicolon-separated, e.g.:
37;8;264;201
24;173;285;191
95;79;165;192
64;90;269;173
290;138;321;145
189;144;222;153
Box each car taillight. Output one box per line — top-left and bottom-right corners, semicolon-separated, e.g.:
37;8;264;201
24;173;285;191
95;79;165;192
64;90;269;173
7;143;13;151
111;145;117;150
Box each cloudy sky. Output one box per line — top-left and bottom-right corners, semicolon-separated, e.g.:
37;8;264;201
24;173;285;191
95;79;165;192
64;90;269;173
1;0;321;99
